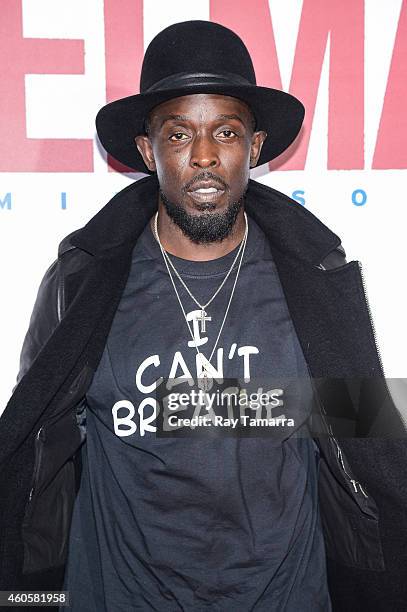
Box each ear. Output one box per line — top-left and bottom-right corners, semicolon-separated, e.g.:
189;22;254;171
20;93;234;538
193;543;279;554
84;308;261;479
249;131;267;168
134;135;156;172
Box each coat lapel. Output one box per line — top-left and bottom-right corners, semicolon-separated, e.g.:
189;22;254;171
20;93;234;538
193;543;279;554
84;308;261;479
1;176;160;464
244;180;382;378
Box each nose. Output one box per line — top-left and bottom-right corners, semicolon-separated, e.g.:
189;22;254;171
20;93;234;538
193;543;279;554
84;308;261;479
189;133;220;169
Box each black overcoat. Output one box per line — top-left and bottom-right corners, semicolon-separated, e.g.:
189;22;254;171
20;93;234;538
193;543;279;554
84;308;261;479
1;175;406;611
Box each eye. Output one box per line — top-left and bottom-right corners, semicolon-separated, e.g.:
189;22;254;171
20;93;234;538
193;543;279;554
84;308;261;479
218;129;238;139
169;132;189;141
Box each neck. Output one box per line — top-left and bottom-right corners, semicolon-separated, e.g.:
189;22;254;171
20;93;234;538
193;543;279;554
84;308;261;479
150;200;246;261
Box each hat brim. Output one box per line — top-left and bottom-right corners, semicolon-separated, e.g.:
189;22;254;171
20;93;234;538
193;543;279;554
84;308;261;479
95;84;305;173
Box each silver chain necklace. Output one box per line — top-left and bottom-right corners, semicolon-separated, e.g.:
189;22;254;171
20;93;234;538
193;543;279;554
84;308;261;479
153;211;248;332
153;212;249;390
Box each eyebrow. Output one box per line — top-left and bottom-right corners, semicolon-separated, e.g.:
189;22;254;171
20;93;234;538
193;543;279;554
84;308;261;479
159;114;188;128
214;114;246;125
159;113;247;128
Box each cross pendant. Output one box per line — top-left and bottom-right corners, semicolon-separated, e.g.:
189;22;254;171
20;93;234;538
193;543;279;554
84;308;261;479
197;309;211;334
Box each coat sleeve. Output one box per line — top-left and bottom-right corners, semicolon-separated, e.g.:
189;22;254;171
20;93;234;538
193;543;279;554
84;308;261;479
12;258;61;393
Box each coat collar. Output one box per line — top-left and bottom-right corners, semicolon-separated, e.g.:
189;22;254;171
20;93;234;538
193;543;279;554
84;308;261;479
67;175;340;266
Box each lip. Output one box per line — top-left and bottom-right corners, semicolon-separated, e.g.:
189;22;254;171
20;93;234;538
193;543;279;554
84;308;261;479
187;188;225;204
188;180;225;191
187;180;226;204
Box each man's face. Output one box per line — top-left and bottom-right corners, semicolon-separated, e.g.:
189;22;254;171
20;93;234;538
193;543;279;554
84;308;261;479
135;93;267;243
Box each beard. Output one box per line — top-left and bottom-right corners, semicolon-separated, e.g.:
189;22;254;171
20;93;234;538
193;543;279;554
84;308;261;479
159;186;247;244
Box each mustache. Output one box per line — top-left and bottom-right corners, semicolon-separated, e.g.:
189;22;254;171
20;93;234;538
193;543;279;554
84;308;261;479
183;171;229;192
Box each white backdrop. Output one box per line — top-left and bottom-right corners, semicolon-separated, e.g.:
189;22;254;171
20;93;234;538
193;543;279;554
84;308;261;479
1;0;406;413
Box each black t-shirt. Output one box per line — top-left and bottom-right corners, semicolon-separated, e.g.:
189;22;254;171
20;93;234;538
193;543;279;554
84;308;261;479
63;215;331;611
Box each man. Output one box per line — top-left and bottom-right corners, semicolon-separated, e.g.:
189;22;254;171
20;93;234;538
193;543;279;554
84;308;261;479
1;19;406;612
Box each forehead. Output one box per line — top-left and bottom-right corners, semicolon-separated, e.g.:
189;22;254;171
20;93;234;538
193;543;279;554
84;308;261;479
148;93;253;124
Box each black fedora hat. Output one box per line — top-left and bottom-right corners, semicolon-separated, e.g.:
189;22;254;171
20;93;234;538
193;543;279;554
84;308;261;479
95;20;305;173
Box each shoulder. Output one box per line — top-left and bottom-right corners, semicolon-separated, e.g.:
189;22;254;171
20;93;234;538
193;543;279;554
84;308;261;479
57;228;95;275
247;180;348;270
58;228;84;257
26;229;95;327
318;244;347;270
